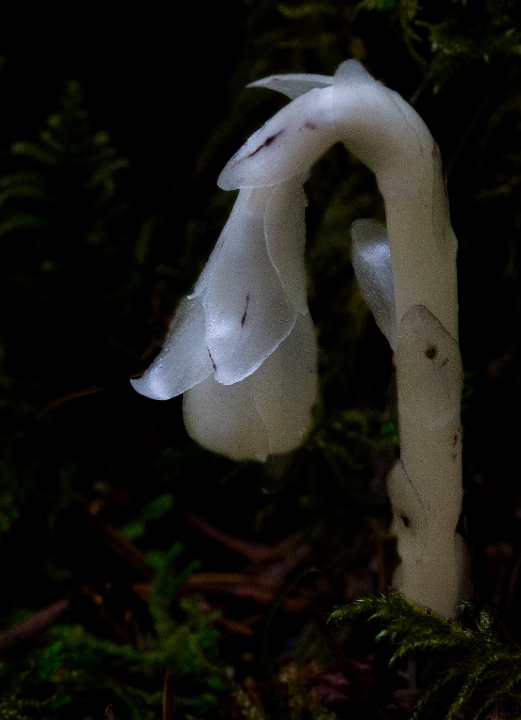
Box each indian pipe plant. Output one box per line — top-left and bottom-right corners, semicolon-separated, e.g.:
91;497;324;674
1;3;521;719
132;59;465;620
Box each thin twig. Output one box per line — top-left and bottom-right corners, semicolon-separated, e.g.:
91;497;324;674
185;510;283;562
162;667;176;720
0;597;70;653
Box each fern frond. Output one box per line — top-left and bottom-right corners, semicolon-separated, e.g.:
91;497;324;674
0;79;129;246
411;663;466;720
0;694;49;720
330;592;521;719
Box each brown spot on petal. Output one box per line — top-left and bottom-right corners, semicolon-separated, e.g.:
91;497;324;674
246;129;285;159
241;293;250;327
207;348;216;371
452;431;460;461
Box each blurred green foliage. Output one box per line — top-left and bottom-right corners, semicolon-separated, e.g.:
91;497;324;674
332;592;521;719
0;80;128;238
0;544;224;719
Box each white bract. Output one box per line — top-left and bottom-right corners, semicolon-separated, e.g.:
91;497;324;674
131;177;317;463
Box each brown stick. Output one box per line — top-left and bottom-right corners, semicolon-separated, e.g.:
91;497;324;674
0;597;70;653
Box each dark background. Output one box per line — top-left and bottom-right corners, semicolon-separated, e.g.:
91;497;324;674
0;2;520;718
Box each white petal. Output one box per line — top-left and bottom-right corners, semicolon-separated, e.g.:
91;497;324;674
247;73;333;100
203;186;297;385
219;59;431;202
351;219;397;351
130;296;212;400
189;189;250;300
182;313;318;462
182;373;270;462
188;236;224;300
264;178;308;314
218;87;337;191
252;312;317;455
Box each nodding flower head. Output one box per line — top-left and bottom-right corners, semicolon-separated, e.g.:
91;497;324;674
131;177;317;462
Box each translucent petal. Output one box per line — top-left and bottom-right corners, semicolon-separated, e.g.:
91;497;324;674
247;73;333;100
252;312;317;455
182;313;317;462
203;186;297;385
188;235;224;300
264;178;308;314
189;189;249;300
218;88;337;191
219;58;431;199
130;296;212;400
351;218;397;351
182;373;270;462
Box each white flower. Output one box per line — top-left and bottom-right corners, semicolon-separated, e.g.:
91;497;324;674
131;177;317;462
